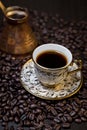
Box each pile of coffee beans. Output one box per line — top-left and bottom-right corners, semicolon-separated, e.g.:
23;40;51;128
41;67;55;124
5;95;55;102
0;9;87;130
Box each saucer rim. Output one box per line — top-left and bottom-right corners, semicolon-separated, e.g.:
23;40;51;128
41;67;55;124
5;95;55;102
20;59;83;100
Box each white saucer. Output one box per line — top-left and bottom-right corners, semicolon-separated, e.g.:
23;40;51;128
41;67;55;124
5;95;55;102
20;59;83;100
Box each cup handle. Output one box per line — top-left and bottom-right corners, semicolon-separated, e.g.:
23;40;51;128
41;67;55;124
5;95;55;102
68;60;82;75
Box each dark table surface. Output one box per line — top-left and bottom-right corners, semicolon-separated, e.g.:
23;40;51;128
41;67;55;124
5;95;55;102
0;0;87;130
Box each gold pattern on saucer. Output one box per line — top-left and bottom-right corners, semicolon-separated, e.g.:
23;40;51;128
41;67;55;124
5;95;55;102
20;59;83;100
55;83;64;91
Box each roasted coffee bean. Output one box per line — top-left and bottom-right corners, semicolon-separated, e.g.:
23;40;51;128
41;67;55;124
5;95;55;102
11;99;17;106
58;113;63;118
5;111;10;117
35;121;44;129
9;116;13;121
3;116;8;122
19;108;24;115
17;126;24;130
81;116;87;122
23;120;30;126
55;106;63;112
64;114;73;122
62;122;71;128
22;95;28;99
21;113;27;120
2;121;8;127
78;108;85;117
61;116;67;123
4;106;9;110
13;106;18;114
35;108;42;114
14;116;20;123
2;103;7;107
28;113;35;120
75;118;82;123
30;104;37;108
40;102;47;106
57;102;65;107
70;110;76;117
54;124;61;130
66;103;72;110
17;95;22;100
36;115;44;122
50;107;58;116
54;118;61;123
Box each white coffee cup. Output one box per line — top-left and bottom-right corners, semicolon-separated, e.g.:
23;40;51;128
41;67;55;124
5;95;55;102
32;43;82;87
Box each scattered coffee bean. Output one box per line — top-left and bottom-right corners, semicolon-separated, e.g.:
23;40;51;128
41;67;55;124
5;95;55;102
21;113;27;120
23;120;30;126
62;122;71;128
81;116;87;122
75;118;82;123
3;116;8;122
17;126;24;130
54;124;61;130
14;116;20;123
50;107;58;116
70;110;76;117
54;118;61;123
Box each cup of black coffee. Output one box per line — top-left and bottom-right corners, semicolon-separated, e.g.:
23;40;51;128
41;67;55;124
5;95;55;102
32;43;82;87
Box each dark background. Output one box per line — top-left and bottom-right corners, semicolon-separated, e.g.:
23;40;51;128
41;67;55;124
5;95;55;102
0;0;87;21
0;0;87;130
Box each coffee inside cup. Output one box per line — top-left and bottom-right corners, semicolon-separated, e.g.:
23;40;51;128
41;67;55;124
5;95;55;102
36;50;67;68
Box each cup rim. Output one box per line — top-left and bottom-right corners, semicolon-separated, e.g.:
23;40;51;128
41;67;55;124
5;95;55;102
32;43;72;71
